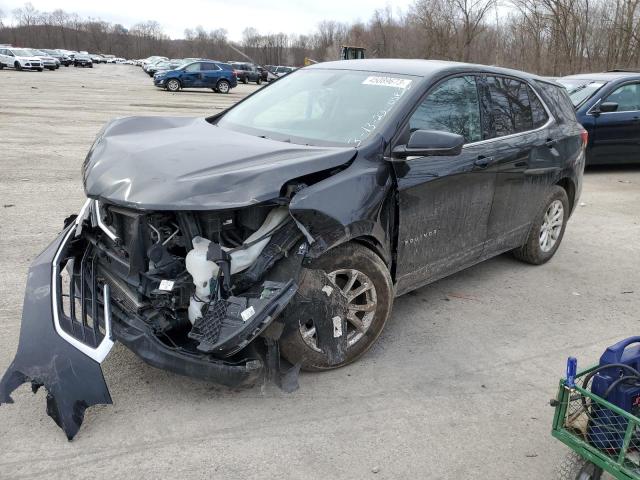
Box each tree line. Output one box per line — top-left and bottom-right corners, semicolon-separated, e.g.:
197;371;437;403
1;0;640;75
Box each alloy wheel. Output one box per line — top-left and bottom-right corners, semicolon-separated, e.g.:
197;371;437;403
300;268;377;352
167;79;180;92
539;199;564;252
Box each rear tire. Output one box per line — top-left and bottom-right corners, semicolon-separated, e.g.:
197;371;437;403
280;242;394;371
513;185;569;265
242;77;248;84
555;451;602;480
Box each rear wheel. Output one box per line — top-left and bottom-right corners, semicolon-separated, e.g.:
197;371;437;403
513;186;569;265
280;242;393;371
166;79;181;92
216;79;230;94
555;451;602;480
242;76;248;84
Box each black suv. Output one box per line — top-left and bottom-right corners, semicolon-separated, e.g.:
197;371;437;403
558;71;640;164
228;61;262;84
1;60;585;439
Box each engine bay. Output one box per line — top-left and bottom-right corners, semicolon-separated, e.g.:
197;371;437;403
84;200;303;357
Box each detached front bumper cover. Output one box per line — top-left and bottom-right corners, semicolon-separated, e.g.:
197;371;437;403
0;222;114;440
0;205;279;440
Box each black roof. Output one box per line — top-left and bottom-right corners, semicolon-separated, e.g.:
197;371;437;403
306;59;547;82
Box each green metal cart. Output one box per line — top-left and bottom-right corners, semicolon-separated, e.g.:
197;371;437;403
552;365;640;479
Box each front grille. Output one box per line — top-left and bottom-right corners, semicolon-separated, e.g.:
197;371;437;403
56;239;106;349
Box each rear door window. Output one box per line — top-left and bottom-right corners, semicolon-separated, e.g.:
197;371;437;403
409;75;482;143
605;83;640;112
486;76;534;137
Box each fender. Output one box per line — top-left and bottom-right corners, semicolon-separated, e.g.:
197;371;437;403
289;150;395;266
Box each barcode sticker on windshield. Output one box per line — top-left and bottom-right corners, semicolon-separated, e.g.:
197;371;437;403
362;76;412;89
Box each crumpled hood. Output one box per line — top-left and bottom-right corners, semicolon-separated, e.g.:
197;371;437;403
83;116;357;210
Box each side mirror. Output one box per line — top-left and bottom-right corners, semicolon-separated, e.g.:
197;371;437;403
392;130;465;159
598;102;619;113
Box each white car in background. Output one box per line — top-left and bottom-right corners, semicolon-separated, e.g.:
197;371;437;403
28;49;59;70
0;47;43;71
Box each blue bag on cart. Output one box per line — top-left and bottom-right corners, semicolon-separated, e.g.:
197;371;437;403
588;337;640;451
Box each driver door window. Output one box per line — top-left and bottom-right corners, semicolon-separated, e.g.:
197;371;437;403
409;76;482;143
605;83;640;112
185;62;201;72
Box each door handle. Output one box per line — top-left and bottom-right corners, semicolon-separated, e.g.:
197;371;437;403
474;156;493;168
545;138;557;148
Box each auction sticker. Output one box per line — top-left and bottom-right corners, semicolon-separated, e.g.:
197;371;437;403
362;76;412;89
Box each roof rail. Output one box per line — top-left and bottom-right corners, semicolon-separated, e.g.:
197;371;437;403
607;69;640;73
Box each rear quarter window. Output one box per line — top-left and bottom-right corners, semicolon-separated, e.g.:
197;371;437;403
534;81;577;124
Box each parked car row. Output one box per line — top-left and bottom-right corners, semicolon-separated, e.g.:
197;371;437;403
0;45;129;71
136;54;298;89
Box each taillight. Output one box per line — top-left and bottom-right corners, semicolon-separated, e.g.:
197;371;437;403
580;129;588;149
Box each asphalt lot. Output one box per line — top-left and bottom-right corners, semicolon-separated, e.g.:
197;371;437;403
0;64;638;479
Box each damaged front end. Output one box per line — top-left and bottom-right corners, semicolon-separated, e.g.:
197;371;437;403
0;194;352;439
0;115;393;439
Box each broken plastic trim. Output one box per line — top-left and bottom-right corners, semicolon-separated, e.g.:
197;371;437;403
94;201;119;243
52;221;115;363
0;226;113;440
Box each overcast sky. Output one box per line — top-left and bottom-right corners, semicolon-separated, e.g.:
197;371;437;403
0;0;414;41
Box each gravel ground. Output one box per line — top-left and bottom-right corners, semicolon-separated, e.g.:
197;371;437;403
0;64;638;479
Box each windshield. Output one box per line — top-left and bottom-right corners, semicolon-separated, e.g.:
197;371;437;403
217;69;417;147
11;49;33;57
557;79;607;107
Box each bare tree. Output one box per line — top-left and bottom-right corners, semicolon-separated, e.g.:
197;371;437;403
451;0;497;61
2;0;640;75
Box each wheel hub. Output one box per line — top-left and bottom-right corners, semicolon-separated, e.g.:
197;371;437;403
299;268;377;352
539;199;564;252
